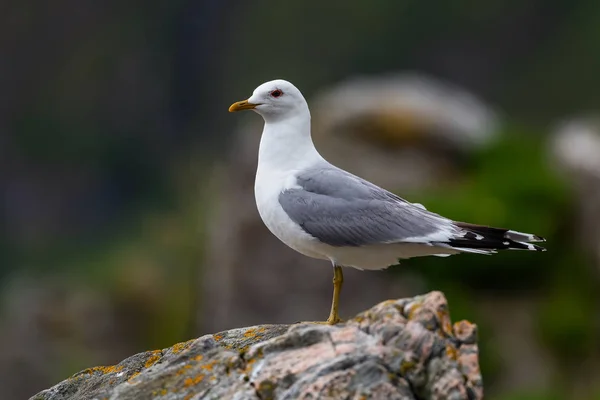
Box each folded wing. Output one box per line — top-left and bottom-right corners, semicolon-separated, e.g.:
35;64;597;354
279;165;545;253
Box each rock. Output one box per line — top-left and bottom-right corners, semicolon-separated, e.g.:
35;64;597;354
309;74;499;194
552;116;600;270
31;291;482;400
311;73;499;153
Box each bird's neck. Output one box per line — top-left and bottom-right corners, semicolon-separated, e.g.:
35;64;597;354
257;114;322;173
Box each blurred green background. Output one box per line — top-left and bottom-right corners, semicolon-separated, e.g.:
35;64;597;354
1;1;599;399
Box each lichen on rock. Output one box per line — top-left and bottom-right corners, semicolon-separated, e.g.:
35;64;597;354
31;291;482;400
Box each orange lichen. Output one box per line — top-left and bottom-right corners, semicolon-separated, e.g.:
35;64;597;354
193;354;204;362
213;334;224;341
242;327;268;339
453;320;476;340
400;360;416;375
151;388;168;396
127;371;141;382
436;310;453;337
406;304;420;320
446;344;459;361
183;374;204;387
82;365;124;375
176;365;193;375
244;357;258;374
144;350;163;368
200;360;218;372
238;345;250;353
171;339;195;354
243;328;258;338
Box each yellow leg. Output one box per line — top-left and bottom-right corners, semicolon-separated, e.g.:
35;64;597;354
326;266;343;325
294;265;344;325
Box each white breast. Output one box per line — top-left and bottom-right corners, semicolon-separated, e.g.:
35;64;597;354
254;167;326;260
253;109;331;261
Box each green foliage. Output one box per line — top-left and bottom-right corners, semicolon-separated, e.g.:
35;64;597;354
537;261;598;362
402;127;571;290
496;391;566;400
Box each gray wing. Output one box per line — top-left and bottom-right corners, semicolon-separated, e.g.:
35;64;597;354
279;165;454;247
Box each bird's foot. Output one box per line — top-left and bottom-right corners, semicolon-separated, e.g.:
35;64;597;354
294;316;344;325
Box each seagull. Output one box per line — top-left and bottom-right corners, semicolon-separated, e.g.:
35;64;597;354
229;79;546;325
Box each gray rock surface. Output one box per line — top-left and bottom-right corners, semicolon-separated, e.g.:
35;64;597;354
31;291;482;400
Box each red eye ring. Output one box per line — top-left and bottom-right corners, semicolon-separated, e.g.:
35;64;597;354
270;89;283;98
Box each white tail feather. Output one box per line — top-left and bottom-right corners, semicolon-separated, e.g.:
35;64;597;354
506;230;545;243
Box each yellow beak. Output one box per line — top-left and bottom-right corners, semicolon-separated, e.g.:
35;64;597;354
228;99;258;112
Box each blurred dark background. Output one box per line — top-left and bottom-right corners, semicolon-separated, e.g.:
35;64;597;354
2;1;600;399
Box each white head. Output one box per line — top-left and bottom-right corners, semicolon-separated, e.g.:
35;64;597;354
229;79;309;123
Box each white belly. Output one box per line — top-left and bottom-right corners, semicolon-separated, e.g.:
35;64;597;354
322;243;459;270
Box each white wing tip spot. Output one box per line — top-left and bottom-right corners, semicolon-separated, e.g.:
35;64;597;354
412;202;427;210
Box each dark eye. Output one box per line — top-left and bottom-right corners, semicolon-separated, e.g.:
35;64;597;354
270;89;283;98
